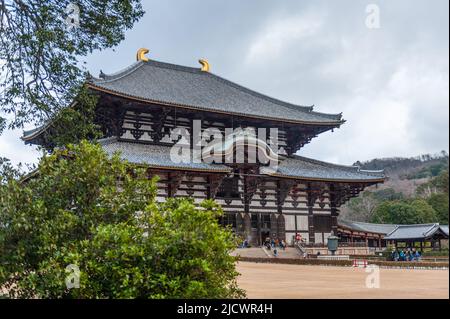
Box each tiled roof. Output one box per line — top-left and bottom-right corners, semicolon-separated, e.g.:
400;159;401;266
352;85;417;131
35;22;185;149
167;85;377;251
98;139;385;183
265;155;385;182
99;138;231;173
384;224;449;240
339;220;449;239
339;220;397;234
88;60;344;125
440;225;449;236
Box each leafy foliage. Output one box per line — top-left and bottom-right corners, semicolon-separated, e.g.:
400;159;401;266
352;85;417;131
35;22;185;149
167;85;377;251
427;193;449;225
0;141;244;299
370;199;438;225
341;188;404;222
342;158;448;224
0;156;33;184
0;0;144;130
417;170;449;196
39;87;102;148
407;161;449;180
355;151;448;179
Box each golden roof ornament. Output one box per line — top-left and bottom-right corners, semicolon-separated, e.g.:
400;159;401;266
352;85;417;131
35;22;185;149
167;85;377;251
199;59;210;72
136;48;150;62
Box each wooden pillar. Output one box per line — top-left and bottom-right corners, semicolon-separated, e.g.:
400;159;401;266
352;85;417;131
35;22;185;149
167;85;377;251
329;185;339;236
243;213;251;242
270;213;278;239
378;235;382;248
307;187;315;244
330;207;338;236
256;213;262;246
277;214;286;242
236;213;245;239
420;241;423;252
294;214;298;235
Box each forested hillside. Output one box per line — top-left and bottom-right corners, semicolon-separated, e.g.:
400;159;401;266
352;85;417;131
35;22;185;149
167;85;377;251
339;151;449;225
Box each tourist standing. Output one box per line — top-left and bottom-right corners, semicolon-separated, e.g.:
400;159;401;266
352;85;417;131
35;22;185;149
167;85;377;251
399;250;405;261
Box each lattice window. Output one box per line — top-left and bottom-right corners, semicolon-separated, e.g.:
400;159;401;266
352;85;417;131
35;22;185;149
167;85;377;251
313;215;331;232
216;177;240;199
219;213;237;228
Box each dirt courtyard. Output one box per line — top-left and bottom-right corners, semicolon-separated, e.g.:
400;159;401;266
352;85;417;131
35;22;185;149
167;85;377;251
236;262;449;299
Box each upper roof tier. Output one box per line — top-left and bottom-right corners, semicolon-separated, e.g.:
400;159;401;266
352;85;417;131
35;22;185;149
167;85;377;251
88;59;345;125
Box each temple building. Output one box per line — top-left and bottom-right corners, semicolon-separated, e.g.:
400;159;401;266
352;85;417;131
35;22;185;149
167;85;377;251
22;49;386;247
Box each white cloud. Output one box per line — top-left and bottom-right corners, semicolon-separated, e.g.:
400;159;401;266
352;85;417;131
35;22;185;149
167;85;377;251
0;0;448;167
0;129;41;166
245;12;325;65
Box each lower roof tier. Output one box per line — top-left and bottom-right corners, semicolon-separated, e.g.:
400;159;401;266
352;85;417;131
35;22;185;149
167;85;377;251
99;138;385;183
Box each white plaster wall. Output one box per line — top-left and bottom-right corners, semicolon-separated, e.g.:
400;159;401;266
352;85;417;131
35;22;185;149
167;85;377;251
296;215;308;231
285;215;296;231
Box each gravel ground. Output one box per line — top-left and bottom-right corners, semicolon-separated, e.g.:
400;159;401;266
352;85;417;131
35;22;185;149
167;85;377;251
236;261;449;299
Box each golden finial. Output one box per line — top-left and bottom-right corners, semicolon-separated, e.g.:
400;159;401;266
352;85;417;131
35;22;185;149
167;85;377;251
136;48;150;62
199;59;210;72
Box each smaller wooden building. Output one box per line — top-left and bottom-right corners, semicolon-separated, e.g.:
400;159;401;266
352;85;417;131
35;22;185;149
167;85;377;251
337;221;449;251
384;224;449;251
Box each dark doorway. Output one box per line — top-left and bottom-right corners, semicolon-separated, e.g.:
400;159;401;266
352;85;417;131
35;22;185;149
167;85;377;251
261;230;270;245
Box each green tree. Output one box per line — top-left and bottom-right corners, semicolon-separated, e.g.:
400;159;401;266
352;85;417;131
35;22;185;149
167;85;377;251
0;141;244;298
371;200;438;224
0;157;22;184
427;193;449;225
0;0;144;133
417;170;449;196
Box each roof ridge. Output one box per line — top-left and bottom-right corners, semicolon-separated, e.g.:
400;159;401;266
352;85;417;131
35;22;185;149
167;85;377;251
396;223;438;227
90;61;146;84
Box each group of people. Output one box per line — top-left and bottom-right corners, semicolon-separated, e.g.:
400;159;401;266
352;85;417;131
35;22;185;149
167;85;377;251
264;237;286;257
240;239;250;248
391;248;422;261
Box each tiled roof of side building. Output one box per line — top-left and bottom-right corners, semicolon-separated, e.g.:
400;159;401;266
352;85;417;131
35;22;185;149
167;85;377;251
384;223;449;240
338;220;398;235
88;60;345;125
98;138;232;173
338;221;449;238
440;225;449;236
264;155;385;182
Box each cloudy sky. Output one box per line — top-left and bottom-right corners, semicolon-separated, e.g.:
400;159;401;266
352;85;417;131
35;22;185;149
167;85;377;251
1;0;448;167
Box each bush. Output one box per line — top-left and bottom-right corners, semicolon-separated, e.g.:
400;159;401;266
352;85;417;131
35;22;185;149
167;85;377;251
422;249;449;257
0;141;245;299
